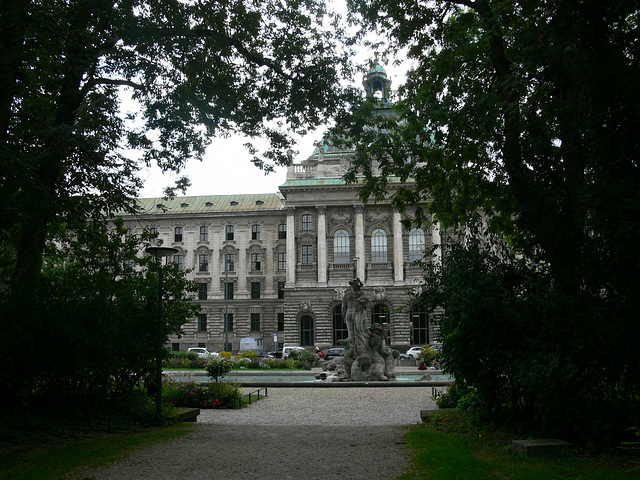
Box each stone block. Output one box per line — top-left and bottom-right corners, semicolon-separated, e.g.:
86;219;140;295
174;407;200;422
512;439;571;457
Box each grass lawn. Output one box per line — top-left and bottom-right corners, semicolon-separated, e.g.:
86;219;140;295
400;410;639;480
0;423;193;480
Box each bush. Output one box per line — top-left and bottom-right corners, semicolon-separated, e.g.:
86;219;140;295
237;350;257;359
162;379;242;409
418;346;438;366
219;351;232;359
204;358;233;383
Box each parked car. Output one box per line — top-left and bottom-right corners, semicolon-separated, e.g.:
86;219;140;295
282;346;305;359
187;347;219;358
253;350;275;359
398;352;412;360
405;346;424;359
268;349;283;359
322;347;348;360
430;343;443;353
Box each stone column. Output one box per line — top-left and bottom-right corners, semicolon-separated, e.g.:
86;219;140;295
354;204;365;280
286;207;296;286
317;205;327;286
393;210;404;285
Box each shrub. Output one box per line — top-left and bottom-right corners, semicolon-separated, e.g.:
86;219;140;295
163;379;242;409
418;346;438;366
204;358;233;383
237;350;257;359
219;351;232;359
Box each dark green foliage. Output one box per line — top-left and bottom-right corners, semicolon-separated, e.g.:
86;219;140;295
0;218;200;413
204;358;233;383
340;0;640;445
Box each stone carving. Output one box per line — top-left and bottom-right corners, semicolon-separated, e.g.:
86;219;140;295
334;287;347;301
323;278;398;382
372;287;387;302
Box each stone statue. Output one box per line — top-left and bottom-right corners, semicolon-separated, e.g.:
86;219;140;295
333;278;398;382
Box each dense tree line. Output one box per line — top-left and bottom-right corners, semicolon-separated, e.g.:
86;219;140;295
336;0;640;443
0;0;351;413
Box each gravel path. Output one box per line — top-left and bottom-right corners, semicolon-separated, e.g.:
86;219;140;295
77;387;436;480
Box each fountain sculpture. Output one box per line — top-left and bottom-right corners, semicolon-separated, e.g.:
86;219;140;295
320;278;399;381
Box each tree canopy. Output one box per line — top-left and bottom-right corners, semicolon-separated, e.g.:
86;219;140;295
1;0;353;288
338;0;640;443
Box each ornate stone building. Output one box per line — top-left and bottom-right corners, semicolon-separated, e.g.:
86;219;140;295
119;66;442;353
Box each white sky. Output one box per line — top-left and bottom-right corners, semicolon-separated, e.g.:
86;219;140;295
138;131;321;198
137;1;409;199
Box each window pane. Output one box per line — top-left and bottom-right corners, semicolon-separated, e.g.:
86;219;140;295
302;214;312;231
200;226;208;241
278;252;286;270
277;312;285;331
251;282;261;299
174;227;183;242
198;283;207;300
371;228;387;263
225;282;234;299
199;254;209;272
198;314;207;332
278;224;287;239
302;245;313;264
173;254;183;270
226;225;234;240
409;228;425;262
252;224;261;240
251;253;261;271
225;253;235;271
333;229;350;264
251;313;261;331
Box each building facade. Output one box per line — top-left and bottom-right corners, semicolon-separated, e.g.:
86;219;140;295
119;66;442;353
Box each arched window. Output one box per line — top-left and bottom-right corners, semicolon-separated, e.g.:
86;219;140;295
300;315;314;346
333;229;350;264
371;228;388;263
410;307;429;345
332;305;347;345
409;227;425;262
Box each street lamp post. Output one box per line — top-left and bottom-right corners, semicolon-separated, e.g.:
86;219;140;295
145;243;179;421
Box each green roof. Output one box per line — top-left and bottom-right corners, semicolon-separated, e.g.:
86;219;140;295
128;193;284;215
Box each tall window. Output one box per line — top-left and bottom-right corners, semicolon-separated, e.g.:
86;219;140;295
251;282;261;299
278;224;287;239
252;224;261;240
226;313;234;331
226;225;234;241
149;227;158;236
300;315;314;346
251;253;261;271
198;314;207;332
371;228;388;263
225;253;235;272
225;282;234;299
174;227;183;242
411;307;429;345
409;227;425;262
200;226;208;242
302;214;312;231
198;283;207;300
333;229;350;263
277;312;285;331
333;305;348;345
251;313;261;331
278;281;285;299
302;245;313;264
198;254;208;272
278;252;286;270
173;254;183;271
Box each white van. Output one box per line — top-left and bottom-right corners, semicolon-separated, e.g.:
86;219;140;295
282;346;305;359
